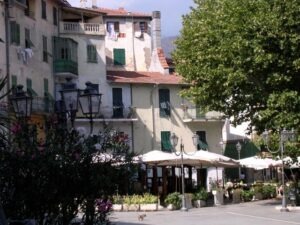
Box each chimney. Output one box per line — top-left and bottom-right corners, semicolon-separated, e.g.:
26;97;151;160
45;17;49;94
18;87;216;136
152;11;161;49
92;0;97;8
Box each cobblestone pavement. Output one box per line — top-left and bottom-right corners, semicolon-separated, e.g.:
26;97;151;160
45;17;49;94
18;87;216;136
110;199;300;225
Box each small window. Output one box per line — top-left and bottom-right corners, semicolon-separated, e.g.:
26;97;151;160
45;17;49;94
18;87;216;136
134;21;148;33
41;0;47;20
42;35;48;62
159;89;170;117
87;45;97;63
53;7;58;26
11;75;17;88
196;131;209;150
10;21;20;45
161;131;172;152
25;28;34;48
112;88;123;118
107;22;119;40
113;48;125;66
26;78;38;96
44;78;49;94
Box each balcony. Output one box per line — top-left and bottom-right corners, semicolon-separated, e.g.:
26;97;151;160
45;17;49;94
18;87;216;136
181;105;224;122
75;105;138;123
32;97;54;114
53;59;78;78
15;0;27;7
59;22;105;36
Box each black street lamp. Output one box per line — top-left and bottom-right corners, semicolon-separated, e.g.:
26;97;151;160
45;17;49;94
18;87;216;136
60;81;79;128
9;85;32;119
170;132;199;211
79;82;102;134
59;80;102;133
236;141;242;178
261;128;297;212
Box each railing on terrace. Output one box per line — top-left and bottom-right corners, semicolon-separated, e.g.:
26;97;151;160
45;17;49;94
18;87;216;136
60;22;105;36
182;105;224;121
100;105;136;120
53;59;78;76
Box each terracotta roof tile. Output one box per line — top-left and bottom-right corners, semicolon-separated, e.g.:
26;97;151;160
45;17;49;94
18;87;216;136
107;71;185;85
157;48;169;69
92;7;152;18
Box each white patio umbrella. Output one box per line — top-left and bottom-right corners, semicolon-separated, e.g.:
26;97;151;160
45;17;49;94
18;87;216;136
133;150;180;165
185;150;239;168
238;156;280;170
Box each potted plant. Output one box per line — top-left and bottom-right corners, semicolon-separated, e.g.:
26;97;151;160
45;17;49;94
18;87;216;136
111;194;123;211
164;192;181;210
210;180;224;205
241;189;254;202
123;195;141;211
193;188;209;207
139;193;158;211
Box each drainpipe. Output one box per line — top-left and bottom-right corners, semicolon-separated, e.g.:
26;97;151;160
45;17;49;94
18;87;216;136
150;84;157;149
4;0;10;94
130;83;134;152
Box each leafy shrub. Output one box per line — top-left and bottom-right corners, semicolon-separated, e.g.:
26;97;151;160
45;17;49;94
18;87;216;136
241;189;254;202
193;188;209;201
123;194;141;205
112;195;123;204
262;184;276;199
140;193;158;204
164;192;181;209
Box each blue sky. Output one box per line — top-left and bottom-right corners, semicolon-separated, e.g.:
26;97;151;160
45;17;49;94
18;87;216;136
68;0;194;37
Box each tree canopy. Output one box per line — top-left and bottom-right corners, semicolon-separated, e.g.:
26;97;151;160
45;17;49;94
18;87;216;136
173;0;300;133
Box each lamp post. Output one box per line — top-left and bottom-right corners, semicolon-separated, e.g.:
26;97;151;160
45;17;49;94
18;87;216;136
60;80;102;133
170;132;199;211
79;82;102;134
9;85;33;119
236;141;242;179
261;128;297;212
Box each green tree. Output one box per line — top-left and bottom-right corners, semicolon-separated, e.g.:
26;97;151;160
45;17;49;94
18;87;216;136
173;0;300;133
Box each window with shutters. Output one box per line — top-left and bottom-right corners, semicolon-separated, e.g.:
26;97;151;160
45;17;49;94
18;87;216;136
134;21;148;33
87;45;97;63
41;0;47;19
161;131;172;152
26;78;38;96
159;89;170;117
196;131;209;150
113;48;125;66
25;28;34;48
10;21;20;45
112;88;123;118
42;35;48;62
107;21;120;39
53;7;58;25
11;75;17;88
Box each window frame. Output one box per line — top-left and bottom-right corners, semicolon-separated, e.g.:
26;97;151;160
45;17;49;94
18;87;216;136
53;7;58;26
42;35;48;63
161;131;172;152
159;89;171;117
113;48;125;66
10;21;20;45
87;44;98;63
41;0;47;20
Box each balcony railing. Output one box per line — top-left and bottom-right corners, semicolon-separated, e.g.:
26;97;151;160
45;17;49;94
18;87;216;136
15;0;27;7
101;105;136;120
182;105;224;121
59;22;105;36
53;59;78;77
32;97;54;114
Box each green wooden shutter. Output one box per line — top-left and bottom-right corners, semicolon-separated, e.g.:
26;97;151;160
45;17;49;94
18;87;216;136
53;7;58;25
113;49;125;65
87;45;97;63
10;22;20;45
161;131;172;152
11;75;17;87
42;0;47;19
44;78;49;94
43;36;48;62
